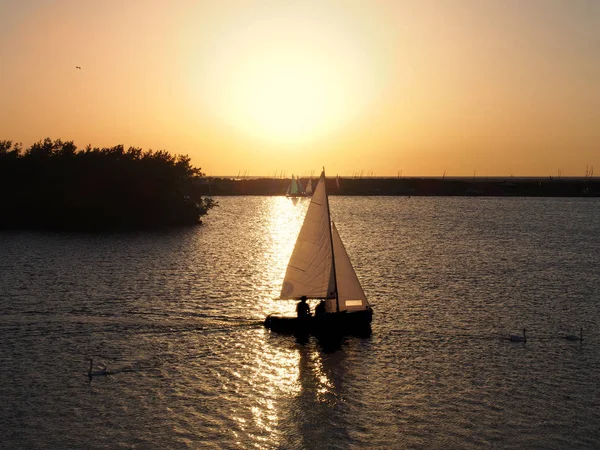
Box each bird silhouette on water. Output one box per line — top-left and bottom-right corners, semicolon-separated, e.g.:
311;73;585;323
508;329;527;343
88;358;107;377
564;327;583;342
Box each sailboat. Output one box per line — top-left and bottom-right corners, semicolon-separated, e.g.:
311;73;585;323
286;175;307;198
265;170;373;335
304;178;313;196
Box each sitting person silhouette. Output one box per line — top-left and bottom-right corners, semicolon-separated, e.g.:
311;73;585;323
296;296;310;318
315;300;326;317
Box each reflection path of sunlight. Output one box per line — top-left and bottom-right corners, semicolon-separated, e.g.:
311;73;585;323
246;335;342;448
227;329;302;447
310;350;336;403
256;197;309;318
222;197;343;447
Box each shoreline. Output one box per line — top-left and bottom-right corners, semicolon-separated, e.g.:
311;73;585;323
196;176;600;197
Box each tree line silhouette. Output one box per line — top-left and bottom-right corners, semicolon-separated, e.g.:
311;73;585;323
0;138;216;230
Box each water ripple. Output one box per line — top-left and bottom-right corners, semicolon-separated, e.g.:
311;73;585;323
1;197;600;448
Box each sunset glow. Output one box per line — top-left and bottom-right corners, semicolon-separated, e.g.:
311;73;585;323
1;0;599;176
186;6;375;144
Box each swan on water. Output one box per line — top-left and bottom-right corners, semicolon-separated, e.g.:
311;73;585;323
508;329;526;342
565;327;583;341
88;358;107;377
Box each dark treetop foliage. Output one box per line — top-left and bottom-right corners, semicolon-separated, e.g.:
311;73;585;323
0;138;216;230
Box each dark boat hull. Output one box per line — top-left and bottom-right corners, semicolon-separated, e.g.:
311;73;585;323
264;309;373;337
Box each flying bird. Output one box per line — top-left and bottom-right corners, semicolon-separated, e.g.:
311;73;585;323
76;66;81;69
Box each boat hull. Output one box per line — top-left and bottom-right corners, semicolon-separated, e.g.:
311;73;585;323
264;309;373;337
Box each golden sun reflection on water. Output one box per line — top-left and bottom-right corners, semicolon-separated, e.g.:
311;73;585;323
257;197;309;318
226;329;304;447
243;336;341;446
310;350;336;403
237;196;341;445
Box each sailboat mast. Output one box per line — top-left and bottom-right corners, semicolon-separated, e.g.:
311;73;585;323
324;169;340;312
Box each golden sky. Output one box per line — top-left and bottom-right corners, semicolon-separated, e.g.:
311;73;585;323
1;0;598;176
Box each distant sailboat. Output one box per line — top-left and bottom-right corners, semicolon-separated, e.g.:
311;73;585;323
286;175;307;198
305;178;313;196
265;169;373;335
296;177;305;195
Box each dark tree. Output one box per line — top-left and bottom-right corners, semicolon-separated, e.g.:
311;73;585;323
0;138;216;230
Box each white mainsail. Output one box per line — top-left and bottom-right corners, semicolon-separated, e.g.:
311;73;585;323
280;170;370;313
280;171;335;299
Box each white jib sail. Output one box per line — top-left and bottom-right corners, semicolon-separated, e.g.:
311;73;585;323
330;221;369;312
280;172;335;299
305;179;313;195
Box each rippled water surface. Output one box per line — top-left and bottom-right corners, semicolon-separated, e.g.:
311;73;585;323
1;197;600;449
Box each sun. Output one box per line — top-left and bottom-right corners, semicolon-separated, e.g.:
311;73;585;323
201;50;357;144
235;61;340;142
183;7;375;145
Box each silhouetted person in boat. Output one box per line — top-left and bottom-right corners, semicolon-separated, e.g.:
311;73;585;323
296;296;310;318
315;300;326;317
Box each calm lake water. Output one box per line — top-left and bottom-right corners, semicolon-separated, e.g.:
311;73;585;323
1;196;600;449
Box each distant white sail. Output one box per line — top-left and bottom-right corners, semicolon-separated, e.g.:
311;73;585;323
286;175;303;197
305;179;313;195
296;178;304;194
